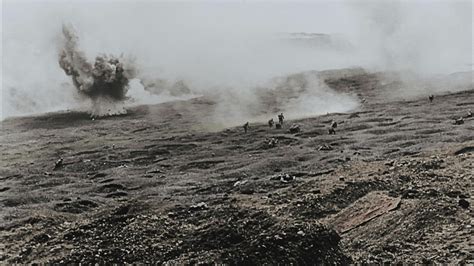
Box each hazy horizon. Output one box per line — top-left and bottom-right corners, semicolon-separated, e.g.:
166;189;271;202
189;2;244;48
1;0;472;120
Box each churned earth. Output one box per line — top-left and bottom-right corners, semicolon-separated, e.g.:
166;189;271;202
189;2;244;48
1;69;473;263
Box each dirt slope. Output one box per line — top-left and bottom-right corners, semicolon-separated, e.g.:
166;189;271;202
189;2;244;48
1;71;473;263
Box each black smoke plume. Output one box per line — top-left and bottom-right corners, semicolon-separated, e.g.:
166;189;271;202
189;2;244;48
58;24;137;117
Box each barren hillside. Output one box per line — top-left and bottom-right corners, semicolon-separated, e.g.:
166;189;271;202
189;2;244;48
1;71;473;263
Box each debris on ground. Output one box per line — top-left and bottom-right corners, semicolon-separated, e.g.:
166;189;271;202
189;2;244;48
465;110;472;118
266;138;278;148
233;180;248;187
453;117;464;125
288;124;301;133
190;202;209;211
326;192;401;233
348;113;360;118
318;144;333;151
53;158;63;170
48;207;351;264
271;173;296;183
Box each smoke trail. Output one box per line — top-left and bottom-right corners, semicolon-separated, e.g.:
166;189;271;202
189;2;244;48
58;24;137;117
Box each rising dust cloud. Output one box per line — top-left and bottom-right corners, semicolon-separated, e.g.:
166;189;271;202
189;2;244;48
1;0;472;123
59;24;138;117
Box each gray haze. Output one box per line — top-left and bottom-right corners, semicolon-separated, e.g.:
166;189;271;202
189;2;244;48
1;0;472;121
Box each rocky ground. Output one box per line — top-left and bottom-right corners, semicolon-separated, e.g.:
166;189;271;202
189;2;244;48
1;70;473;263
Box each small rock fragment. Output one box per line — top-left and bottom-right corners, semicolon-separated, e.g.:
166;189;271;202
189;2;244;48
458;199;469;209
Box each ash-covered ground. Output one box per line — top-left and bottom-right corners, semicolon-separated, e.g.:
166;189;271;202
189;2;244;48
0;69;473;264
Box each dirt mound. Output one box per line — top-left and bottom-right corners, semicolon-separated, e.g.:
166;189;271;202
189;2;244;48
47;204;349;264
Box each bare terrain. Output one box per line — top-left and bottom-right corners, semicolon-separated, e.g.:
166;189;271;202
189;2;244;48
1;70;473;264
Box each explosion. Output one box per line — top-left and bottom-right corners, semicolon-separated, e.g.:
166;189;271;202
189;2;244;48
58;24;137;117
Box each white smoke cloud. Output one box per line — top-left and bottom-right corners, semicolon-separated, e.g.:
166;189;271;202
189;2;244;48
1;0;472;121
348;0;473;75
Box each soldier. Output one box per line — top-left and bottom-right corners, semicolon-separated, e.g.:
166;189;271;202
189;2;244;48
243;122;250;133
328;127;336;135
268;118;274;128
53;158;63;171
331;120;338;129
278;113;285;125
466;110;472;118
429;94;434;103
454;117;464;125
